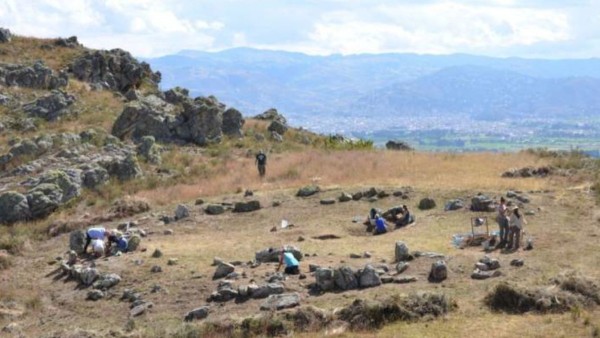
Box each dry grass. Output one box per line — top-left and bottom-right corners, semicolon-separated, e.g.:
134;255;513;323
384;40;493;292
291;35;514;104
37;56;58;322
0;36;85;70
135;150;549;206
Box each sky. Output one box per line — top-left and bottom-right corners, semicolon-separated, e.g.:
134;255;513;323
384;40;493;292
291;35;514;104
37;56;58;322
0;0;598;58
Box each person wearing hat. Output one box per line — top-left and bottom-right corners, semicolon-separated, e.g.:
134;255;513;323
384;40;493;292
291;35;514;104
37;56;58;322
507;206;526;250
255;150;267;177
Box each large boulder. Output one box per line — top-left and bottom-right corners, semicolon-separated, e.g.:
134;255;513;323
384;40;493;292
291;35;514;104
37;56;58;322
428;260;448;283
334;266;359;291
0;28;12;43
81;167;109;189
445;199;465;211
205;204;225;215
112;98;177;142
69;230;87;254
184;306;209;322
213;263;235;280
26;183;63;218
69;49;160;92
136;136;161;165
164;87;190;105
315;268;335;291
175;204;190;220
471;194;496;212
255;246;302;263
358;265;381;288
260;293;300;311
268;120;288;135
128;235;141;251
101;153;142;181
250;283;284;299
418;197;436;210
175;98;223;146
0;192;30;224
254;108;287;124
395;241;411;262
233;200;261;213
385;140;413;151
296;185;320;197
221;108;244;137
3;61;67;89
22;90;76;121
54;36;80;48
37;169;82;203
93;273;121;290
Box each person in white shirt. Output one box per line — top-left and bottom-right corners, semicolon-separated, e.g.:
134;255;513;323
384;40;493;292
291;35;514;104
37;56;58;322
91;239;105;257
508;206;526;250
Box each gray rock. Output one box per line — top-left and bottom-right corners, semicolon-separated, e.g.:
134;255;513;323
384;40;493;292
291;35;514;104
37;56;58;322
315;268;335;291
164;87;190;105
445;199;464;211
167;258;178;265
9;139;39;158
251;283;284;299
396;262;410;274
87;290;105;301
82;167;109;189
79;267;99;286
0;191;30;224
54;36;79;48
296;185;320;197
151;249;163;258
358;265;381;288
136;136;161;165
128;235;141;251
212;257;224;266
393;276;418;283
93;273;121;290
0;27;12;43
26;183;62;218
428;260;448;283
260;293;300;311
254;108;287;124
270;131;283;142
175;204;190;220
150;265;162;273
129;301;154;317
213;263;235;280
308;264;320;273
222;108;244;137
385;140;412;151
510;259;524;267
471;269;502;280
23;90;76;121
69;230;87;254
70;49;159;93
175;97;224;145
320;199;336;205
475;262;489;271
338;192;353;202
255;246;303;263
471;194;496;212
210;288;238;302
184;306;209;322
268;120;288;135
381;275;394;283
111;98;176;142
102;153;143;181
479;256;501;270
267;273;285;283
233;200;261;213
334;266;359;291
205;204;225;215
395;241;410;262
418;197;436;210
4;61;67;89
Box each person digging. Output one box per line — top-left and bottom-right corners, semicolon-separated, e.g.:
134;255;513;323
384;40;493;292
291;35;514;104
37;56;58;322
273;247;300;275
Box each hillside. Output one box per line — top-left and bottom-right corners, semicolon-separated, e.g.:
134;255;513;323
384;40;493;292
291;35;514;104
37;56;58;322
1;28;600;338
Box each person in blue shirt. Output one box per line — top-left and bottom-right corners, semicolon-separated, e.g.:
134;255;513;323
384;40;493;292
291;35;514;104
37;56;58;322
108;234;128;253
83;227;111;254
373;215;389;235
274;247;300;275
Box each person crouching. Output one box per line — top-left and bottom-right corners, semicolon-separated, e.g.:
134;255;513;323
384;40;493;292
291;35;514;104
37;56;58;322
274;247;300;275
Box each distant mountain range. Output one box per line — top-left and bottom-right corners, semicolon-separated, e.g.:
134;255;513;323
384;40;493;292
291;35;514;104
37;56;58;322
145;48;600;128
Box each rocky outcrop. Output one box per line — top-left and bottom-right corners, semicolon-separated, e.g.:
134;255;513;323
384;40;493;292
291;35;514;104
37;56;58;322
23;90;76;121
54;36;79;48
268;120;288;136
136;136;161;164
222;108;244;137
0;28;12;43
0;192;30;224
111;96;177;142
100;153;142;181
1;61;67;89
254;108;287;124
470;194;496;212
502;166;553;178
386;140;413;151
69;49;160;92
164;87;190;105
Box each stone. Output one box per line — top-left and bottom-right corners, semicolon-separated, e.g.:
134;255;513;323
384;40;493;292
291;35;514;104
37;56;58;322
385;140;412;151
23;90;76;121
102;153;143;181
254;108;287;124
82;167;109;189
381;275;394;283
67;230;86;254
349;253;362;259
268;273;286;283
428;260;448;283
168;258;178;266
213;263;235;279
210;288;238;302
444;199;464;211
260;293;300;311
136;136;161;165
26;184;62;218
296;185;320;197
205;204;225;215
233;200;261;213
54;36;79;48
163;229;174;235
315;268;335;291
150;265;162;273
418;197;436;210
0;191;30;224
255;246;303;263
479;256;501;270
4;61;67;89
128;235;141;251
222;108;245;137
396;262;410;274
393;276;418;284
363;251;372;258
510;259;524;267
338;192;353;202
93;273;121;290
320;199;336;205
471;269;502;280
309;264;320;273
268;120;288;135
151;249;163;258
79;267;99;286
475;262;489;271
395;241;410;262
184;306;209;322
212;257;224;266
164;86;190;104
87;290;105;301
251;283;284;299
129;302;154;317
471;194;496;212
334;266;359;291
352;192;363;200
175;204;190;220
0;27;12;43
358;265;381;288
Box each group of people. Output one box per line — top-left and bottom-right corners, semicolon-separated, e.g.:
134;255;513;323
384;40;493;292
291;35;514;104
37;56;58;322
364;205;414;235
495;197;527;251
83;227;129;258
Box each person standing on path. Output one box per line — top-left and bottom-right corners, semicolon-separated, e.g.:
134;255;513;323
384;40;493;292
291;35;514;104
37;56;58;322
495;197;509;249
255;150;267;177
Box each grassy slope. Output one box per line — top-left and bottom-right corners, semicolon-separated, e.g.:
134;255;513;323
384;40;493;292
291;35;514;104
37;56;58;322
1;36;600;337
